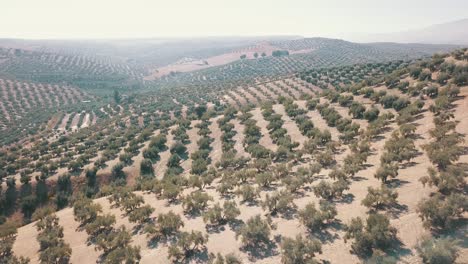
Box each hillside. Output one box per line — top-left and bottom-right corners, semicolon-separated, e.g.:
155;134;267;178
0;37;459;146
0;38;457;91
1;48;467;263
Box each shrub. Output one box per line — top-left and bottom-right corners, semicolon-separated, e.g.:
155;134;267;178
313;179;349;200
417;236;459;264
236;215;275;248
203;201;240;226
104;243;141;264
140;159;154;177
56;174;72;209
128;205;154;225
374;163;398;183
344;214;397;257
111;162;126;183
84;214;116;241
417;193;467;230
162;181;181;202
73;197;102;226
306;99;319;110
236;185;259;204
145;211;184;239
181;191;213;214
298;201;337;232
95;226;141;263
0;222;30;263
361;186;398;210
119;153;133;165
363;107;380;121
420;165;467;194
280;235;322;264
349;102;366;119
255;172;276;187
36;214;72;264
168;230;208;262
262;191;296;216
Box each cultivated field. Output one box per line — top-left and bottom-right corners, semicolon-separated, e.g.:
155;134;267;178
0;39;466;264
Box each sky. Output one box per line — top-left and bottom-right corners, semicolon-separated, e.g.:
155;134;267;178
1;0;467;39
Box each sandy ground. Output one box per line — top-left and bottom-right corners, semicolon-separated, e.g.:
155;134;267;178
275;81;301;99
452;86;468;262
272;103;307;149
70;113;81;131
266;83;291;98
124;130;160;186
247;86;268;102
208;116;223;165
57;113;71;131
286;78;316;95
256;84;279;100
296;100;341;141
250;108;278;152
11;88;468;263
181;120;201;173
80;113;90;128
144;42;311;80
321;98;369;130
235;89;256;105
231;118;250;158
100;107;110;117
91;112;97;125
154;127;175;178
229;90;249;106
223;94;238;108
22;82;38;107
445;56;468;66
9;100;384;263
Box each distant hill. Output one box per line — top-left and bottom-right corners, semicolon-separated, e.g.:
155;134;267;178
347;19;468;45
0;36;458;95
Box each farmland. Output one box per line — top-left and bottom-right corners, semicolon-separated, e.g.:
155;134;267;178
0;45;467;263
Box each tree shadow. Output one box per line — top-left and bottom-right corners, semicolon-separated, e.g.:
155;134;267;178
385;238;413;261
260;184;281;192
308;221;344;243
131;219;155;235
183;247;210;264
147;234;177;249
361;163;374;169
241;239;279;261
205;224;226;234
228;219;245;233
271;207;298;220
387;203;409;218
400;161;418;169
336;193;355;204
165;198;182;206
431;218;468;237
371;135;386;142
387;179;410;188
184;210;203;220
351;176;367;182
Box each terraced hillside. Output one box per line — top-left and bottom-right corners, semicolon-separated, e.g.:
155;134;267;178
0;78;94;145
150;39;456;88
0;47;145;95
1;49;466;264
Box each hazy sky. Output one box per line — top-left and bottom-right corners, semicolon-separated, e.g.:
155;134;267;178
1;0;467;39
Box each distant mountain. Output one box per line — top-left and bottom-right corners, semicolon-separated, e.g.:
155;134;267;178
347;19;468;45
